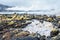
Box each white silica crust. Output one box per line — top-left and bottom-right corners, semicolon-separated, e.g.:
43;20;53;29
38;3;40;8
23;19;55;37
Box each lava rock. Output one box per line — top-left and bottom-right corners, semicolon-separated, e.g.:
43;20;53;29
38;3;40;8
16;36;39;40
40;35;46;40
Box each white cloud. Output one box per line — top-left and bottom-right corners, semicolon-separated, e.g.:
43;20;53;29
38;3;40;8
6;6;31;11
6;0;56;10
1;0;60;14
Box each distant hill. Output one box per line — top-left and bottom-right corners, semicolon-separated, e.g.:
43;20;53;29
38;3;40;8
0;4;12;12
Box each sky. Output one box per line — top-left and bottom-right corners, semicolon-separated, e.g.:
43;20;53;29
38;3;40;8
0;0;60;14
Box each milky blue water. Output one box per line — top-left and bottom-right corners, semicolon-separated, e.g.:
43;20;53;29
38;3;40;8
0;12;60;16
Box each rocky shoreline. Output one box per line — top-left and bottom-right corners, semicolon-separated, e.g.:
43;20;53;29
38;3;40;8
0;14;60;40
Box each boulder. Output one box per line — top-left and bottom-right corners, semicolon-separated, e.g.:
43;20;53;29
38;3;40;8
2;32;11;40
15;31;30;37
50;30;59;37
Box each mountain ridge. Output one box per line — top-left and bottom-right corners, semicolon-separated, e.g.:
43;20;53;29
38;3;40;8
0;4;12;12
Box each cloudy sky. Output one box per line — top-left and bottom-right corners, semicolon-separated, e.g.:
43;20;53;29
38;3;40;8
0;0;60;14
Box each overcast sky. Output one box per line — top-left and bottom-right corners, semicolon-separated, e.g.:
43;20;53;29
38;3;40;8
0;0;60;12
